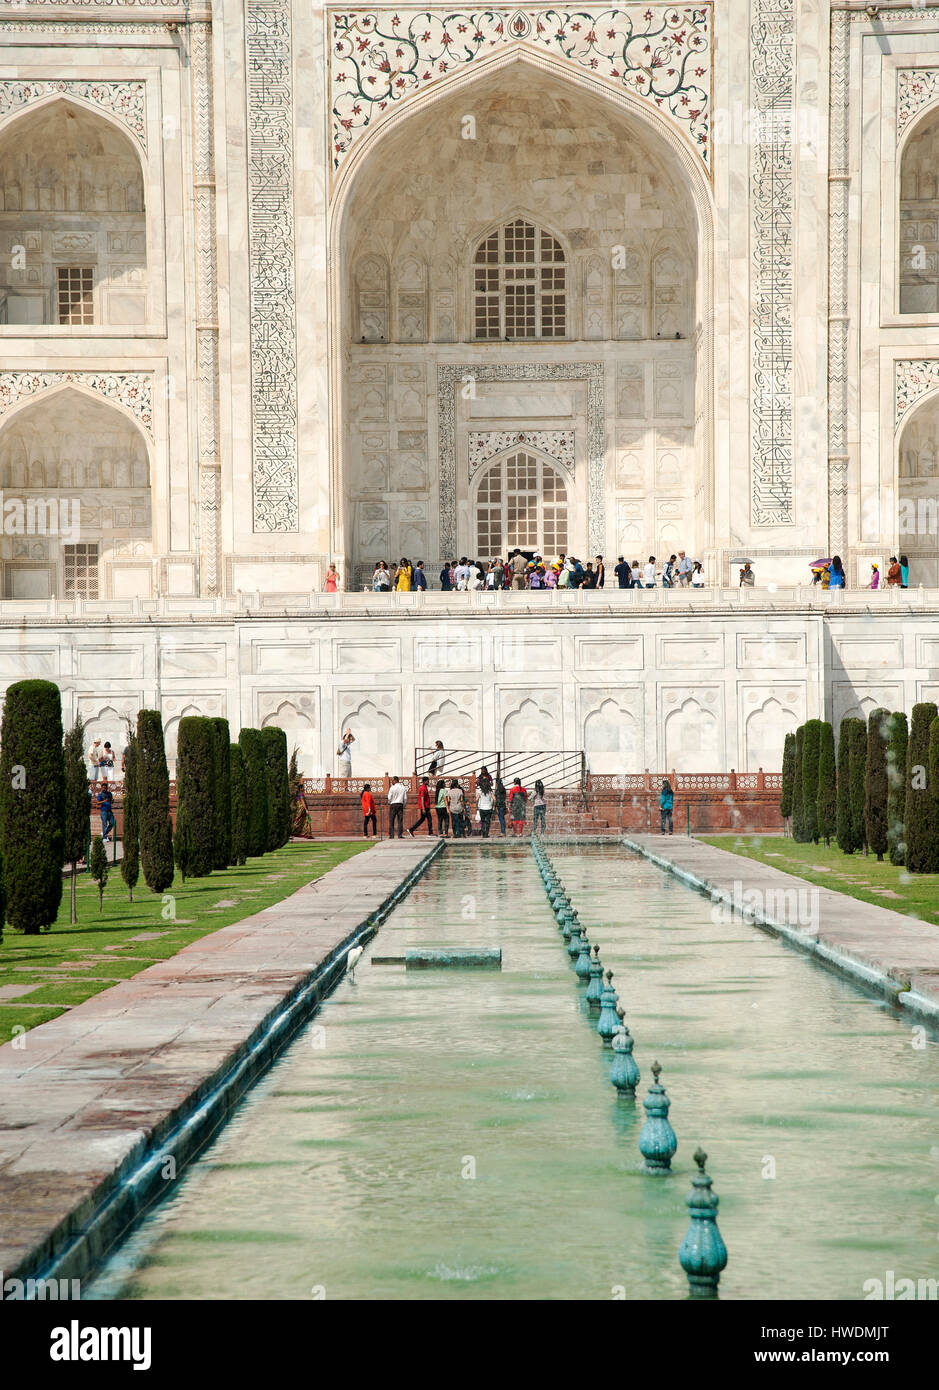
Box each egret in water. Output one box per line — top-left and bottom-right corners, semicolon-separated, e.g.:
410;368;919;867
345;945;364;982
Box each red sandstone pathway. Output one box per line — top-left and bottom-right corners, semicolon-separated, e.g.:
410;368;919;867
0;838;436;1279
626;834;939;1017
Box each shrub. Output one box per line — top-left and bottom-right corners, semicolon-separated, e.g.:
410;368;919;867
887;711;909;866
864;708;890;862
89;834;108;912
261;725;290;850
211;718;232;870
137;709;174;893
848;718;868;855
780;732;795;825
239;728;269;857
904;702;939;874
176;716;216;878
0;679;65;934
816;721;837;847
229;744;248;867
63;713;88;924
121;731;140;903
836;718;856;853
801;719;822;844
791;725;806;842
173;802;195;884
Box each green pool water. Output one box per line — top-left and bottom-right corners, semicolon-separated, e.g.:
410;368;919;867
86;843;939;1301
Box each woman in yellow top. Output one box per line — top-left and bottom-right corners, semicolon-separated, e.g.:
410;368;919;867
394;557;412;591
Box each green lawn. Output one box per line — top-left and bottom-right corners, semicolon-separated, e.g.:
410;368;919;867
701;834;939;924
0;840;368;1042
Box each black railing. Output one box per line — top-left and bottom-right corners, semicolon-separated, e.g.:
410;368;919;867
415;747;586;792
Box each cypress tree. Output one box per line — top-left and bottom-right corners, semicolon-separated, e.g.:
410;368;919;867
904;702;939;874
137;709;174;893
176;716;216;878
230;744;248;866
864;708;890;862
89;834;108;912
0;679;65;934
210;718;232;870
261;725;290;850
120;731;140;903
63;714;88;924
848;718;868;856
816;721;837;847
887;711;909;866
174;802;195;884
801;719;822;845
780;731;795;831
836;718;856;853
239;728;269;857
791;725;806;842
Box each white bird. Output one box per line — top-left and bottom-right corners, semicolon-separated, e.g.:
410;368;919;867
345;945;364;982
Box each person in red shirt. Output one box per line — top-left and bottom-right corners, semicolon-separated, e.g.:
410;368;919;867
408;776;434;836
361;784;377;838
508;778;528;836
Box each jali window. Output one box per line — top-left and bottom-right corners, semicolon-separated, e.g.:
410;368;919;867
64;542;99;599
476;452;568;557
57;266;94;326
474;219;566;339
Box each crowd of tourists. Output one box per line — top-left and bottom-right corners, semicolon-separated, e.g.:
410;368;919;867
358;551;707;592
362;767;547;839
86;736;124;845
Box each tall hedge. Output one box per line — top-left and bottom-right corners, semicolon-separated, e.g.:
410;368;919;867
848;718;868;856
801;719;822;845
864;708;890;862
887;710;909;866
780;731;795;825
176;716;216;879
229;744;248;866
791;725;806;842
173;802;195;884
137;709;174;893
836;718;856;853
210;717;232;871
261;725;290;851
0;680;65;934
816;721;837;847
63;714;88;924
904;702;939;874
239;728;269;857
121;731;140;902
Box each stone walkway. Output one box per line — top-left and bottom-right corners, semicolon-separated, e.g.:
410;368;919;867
624;834;939;1021
0;838;439;1284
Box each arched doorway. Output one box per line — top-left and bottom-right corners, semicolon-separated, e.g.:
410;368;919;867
330;54;712;585
898;106;939;315
0;98;148;327
473;449;568;558
897;389;939;585
0;387;152;598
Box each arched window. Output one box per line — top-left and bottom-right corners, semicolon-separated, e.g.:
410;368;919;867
475;451;568;557
899;109;939;314
473;218;566;339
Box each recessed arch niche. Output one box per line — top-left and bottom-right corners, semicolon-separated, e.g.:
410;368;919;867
897;387;939;585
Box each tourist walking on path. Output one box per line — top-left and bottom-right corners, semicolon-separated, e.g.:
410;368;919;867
691;560;705;587
739;561;755;587
361;784;377;838
643;556;656;589
662;555;676;588
428;739;446;776
477;782;494;837
869;563;880;589
494;776;508;836
387;777;407;838
447;779;466;838
660;778;674;835
87;738;102;783
614;555;630;588
337;729;354;779
373;560;391;593
677;551;692;586
435;779;450;837
477;764;493;796
900;554;910;588
394;557;413;591
532;779;546;835
408;776;434;836
413;561;427;591
97;783;115;841
829;555;845;589
99;742;116;783
511;549;527;590
324;563;340;593
509;777;528;836
440;560;454;591
630;560;642;587
887;555;902;586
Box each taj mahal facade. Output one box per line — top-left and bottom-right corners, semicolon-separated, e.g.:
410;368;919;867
0;0;938;778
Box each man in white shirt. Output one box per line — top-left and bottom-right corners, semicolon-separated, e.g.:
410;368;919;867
87;739;102;781
643;556;657;588
387;776;407;838
454;557;470;590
